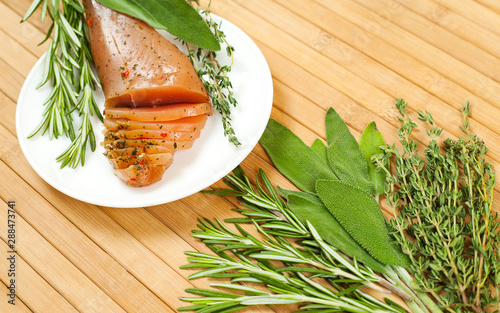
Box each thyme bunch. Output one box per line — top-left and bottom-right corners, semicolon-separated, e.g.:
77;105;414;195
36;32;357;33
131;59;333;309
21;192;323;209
377;99;500;312
186;1;240;146
22;0;102;168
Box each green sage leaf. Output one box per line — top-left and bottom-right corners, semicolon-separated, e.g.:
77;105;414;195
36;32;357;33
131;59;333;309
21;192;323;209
260;119;338;194
310;138;328;164
315;179;410;267
359;121;389;196
325;108;372;192
284;190;387;273
96;0;221;51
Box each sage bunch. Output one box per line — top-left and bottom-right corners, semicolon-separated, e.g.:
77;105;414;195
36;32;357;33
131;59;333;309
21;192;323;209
376;99;500;312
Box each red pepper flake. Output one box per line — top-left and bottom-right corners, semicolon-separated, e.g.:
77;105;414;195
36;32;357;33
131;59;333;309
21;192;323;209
130;178;137;182
87;17;94;26
130;155;135;158
160;133;168;138
121;71;130;78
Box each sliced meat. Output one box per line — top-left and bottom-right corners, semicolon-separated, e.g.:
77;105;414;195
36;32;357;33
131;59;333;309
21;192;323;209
114;164;171;187
104;146;175;159
104;129;201;141
103;115;208;131
84;0;212;187
103;103;211;121
103;139;194;151
108;153;174;169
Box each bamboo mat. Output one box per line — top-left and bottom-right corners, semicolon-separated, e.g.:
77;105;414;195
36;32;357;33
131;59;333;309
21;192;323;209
1;0;500;312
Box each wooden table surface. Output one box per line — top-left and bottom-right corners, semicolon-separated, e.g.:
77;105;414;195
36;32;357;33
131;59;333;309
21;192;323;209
1;0;500;312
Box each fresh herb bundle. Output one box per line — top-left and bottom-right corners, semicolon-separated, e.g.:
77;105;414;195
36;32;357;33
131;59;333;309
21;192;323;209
22;0;102;168
181;107;445;313
376;99;500;312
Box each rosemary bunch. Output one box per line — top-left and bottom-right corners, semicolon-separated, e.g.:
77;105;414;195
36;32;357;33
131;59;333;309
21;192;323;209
22;0;102;168
185;1;240;146
181;222;406;312
377;99;500;312
180;167;441;312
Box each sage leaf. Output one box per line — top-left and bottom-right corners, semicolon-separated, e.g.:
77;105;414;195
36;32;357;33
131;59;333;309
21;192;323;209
359;122;389;196
260;119;338;194
96;0;221;51
325;108;372;192
315;179;410;268
284;191;387;273
311;138;328;164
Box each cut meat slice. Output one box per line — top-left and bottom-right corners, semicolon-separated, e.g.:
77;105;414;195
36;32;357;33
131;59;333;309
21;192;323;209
104;146;175;159
83;0;210;108
103;139;194;151
114;164;171;187
108;153;174;169
104;129;201;141
104;115;208;132
103;103;211;122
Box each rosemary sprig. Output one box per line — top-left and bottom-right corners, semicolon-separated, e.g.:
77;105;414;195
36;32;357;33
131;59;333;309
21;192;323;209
376;99;500;312
22;0;102;168
185;1;240;146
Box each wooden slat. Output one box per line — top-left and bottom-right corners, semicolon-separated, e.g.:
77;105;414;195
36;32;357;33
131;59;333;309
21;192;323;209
0;281;32;313
394;0;500;60
0;2;49;58
474;0;500;13
0;58;25;102
268;0;500;133
353;0;500;82
432;0;500;36
310;0;500;112
0;28;38;77
0;237;78;313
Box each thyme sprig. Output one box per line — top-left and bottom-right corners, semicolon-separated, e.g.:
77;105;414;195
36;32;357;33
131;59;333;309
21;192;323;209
180;167;442;312
185;1;240;146
376;99;500;312
22;0;102;168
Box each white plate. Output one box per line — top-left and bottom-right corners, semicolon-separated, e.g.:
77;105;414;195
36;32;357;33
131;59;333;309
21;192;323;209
16;16;273;208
